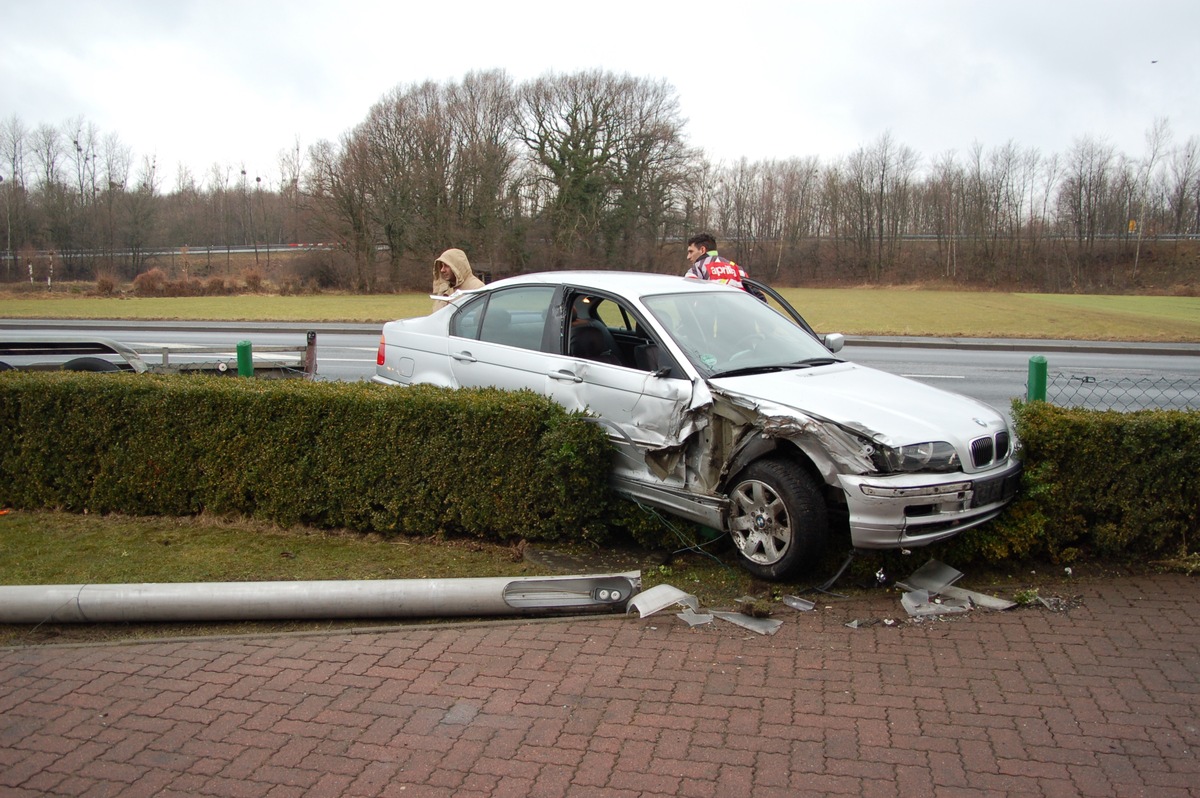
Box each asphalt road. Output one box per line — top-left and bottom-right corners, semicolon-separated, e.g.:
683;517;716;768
2;319;1197;415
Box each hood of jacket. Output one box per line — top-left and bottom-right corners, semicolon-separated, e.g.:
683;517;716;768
434;248;478;289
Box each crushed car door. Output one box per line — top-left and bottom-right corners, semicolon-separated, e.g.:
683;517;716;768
545;290;695;485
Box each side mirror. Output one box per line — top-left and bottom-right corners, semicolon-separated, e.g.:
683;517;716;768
822;333;845;354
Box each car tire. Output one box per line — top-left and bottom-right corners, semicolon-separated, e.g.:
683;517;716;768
0;361;12;371
726;458;827;580
61;356;120;373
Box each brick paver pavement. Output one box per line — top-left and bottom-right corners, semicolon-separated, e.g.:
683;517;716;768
1;573;1198;797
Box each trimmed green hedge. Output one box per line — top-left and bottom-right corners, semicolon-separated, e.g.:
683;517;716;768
947;401;1200;564
0;372;619;543
9;375;1193;567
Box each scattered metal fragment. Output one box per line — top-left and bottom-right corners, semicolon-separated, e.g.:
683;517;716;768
895;559;964;595
782;595;815;611
901;589;971;617
627;584;699;618
676;607;714;627
711;611;782;635
939;585;1017;611
892;559;1016;619
1037;595;1072;612
845;618;883;629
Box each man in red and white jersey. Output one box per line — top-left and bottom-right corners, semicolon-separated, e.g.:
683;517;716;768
684;232;750;291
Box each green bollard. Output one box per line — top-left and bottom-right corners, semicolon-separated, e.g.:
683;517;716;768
236;340;254;377
1027;355;1047;401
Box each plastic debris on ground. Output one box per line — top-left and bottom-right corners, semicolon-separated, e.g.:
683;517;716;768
895;559;964;594
900;588;971;617
891;559;1018;620
676;607;714;627
627;584;699;618
711;611;783;635
940;585;1017;611
629;585;788;633
782;595;815;611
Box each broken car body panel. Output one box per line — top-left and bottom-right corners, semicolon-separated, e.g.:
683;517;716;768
374;272;1022;577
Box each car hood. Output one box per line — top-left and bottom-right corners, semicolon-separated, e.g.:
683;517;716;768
708;361;1007;446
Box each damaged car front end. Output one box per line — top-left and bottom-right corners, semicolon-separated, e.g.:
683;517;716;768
375;272;1022;581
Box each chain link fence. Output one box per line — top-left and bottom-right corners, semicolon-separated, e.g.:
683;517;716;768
1043;372;1200;411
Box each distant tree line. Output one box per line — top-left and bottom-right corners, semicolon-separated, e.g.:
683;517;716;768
2;71;1196;292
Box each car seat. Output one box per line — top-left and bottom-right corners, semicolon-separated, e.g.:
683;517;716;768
570;299;621;365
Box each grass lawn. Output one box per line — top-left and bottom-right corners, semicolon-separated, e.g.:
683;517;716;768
2;287;1199;341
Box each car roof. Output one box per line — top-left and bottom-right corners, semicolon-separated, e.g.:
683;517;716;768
486;270;730;299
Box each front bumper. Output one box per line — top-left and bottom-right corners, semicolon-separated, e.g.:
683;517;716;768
838;459;1023;549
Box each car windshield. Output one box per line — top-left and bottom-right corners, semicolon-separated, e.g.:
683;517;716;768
642;289;837;378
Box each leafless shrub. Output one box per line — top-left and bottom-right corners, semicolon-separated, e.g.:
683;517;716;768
133;268;167;295
243;269;265;292
164;277;204;296
291;250;351;290
94;273;118;295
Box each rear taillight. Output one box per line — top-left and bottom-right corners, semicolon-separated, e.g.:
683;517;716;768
376;336;386;366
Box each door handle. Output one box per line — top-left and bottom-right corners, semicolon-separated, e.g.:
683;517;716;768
549;369;582;383
451;351;477;363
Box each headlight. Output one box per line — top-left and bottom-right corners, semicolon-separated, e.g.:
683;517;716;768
872;441;961;474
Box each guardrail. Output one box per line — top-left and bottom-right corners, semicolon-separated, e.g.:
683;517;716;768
0;332;317;379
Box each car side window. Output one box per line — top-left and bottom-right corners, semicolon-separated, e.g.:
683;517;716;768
592;299;633;333
455;286;554;351
450;295;485;339
565;291;680;376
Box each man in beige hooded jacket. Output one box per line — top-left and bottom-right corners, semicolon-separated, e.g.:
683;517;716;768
431;248;485;312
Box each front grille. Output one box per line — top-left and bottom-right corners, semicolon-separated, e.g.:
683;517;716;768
996;430;1010;458
970;436;995;468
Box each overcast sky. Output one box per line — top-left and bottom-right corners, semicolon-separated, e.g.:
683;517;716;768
3;0;1195;188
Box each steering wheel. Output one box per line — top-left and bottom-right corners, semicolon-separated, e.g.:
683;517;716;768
727;333;766;363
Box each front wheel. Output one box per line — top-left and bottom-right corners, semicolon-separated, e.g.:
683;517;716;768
726;458;827;580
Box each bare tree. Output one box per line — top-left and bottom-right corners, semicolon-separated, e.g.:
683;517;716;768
1058;135;1116;285
307;136;377;290
0;115;29;280
840;147;876;277
30;123;64;189
124;155;159;273
354;81;447;285
868;132;918;280
928;150;961;278
445;70;519;268
1131;117;1171;280
279;138;306;246
773;156;822;280
713;158;759;260
1165;135;1197;235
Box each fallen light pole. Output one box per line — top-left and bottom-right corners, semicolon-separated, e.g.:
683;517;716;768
0;573;641;624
